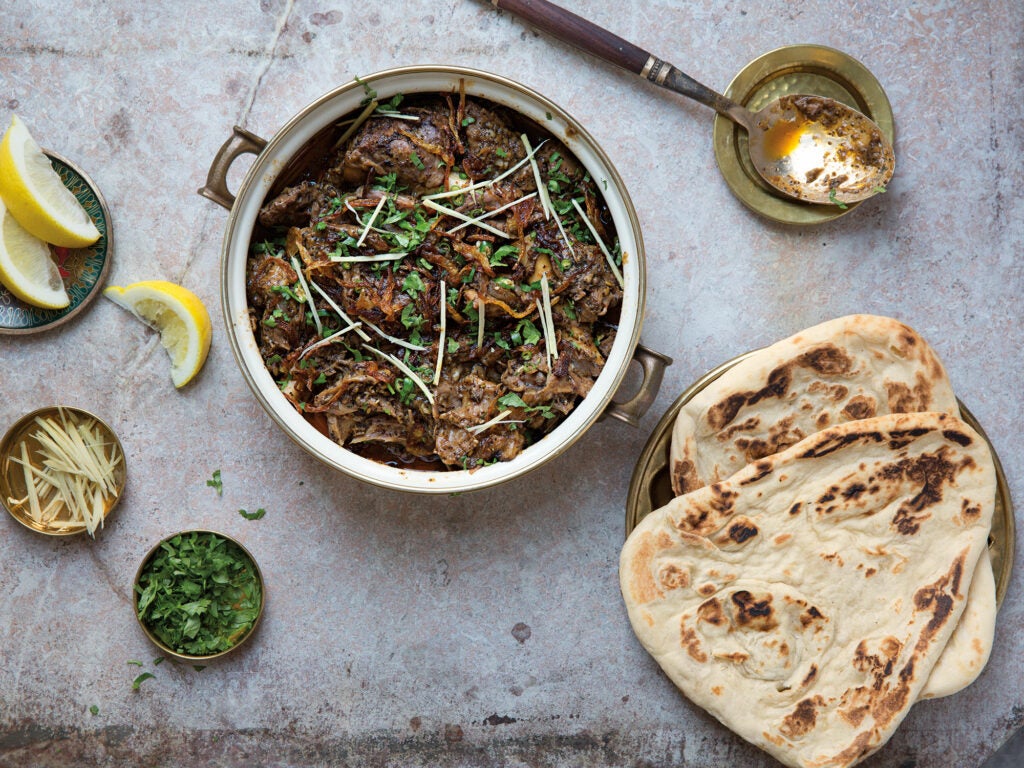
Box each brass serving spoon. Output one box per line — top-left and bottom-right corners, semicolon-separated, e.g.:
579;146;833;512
489;0;894;205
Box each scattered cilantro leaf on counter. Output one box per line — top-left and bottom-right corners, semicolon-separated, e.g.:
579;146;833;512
153;657;164;666
239;508;266;521
89;705;99;716
132;672;155;691
206;469;223;496
193;665;206;672
127;660;143;667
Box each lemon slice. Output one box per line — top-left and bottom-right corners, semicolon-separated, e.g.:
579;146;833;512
0;199;70;309
0;115;101;248
103;280;212;388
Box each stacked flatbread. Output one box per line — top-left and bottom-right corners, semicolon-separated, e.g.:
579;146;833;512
620;316;998;768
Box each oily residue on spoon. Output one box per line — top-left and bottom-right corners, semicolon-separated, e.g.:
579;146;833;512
752;94;894;205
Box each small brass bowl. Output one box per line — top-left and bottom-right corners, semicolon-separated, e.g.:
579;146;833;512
133;529;266;662
0;406;126;536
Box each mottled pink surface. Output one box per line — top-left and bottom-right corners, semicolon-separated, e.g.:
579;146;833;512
1;1;1021;766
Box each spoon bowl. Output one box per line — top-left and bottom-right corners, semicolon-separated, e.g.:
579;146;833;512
491;0;895;206
744;94;895;204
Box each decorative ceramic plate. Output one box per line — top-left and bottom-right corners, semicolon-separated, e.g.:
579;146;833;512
626;352;1015;606
0;152;112;334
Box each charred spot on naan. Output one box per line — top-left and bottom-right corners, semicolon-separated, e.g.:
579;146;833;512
841;394;877;421
779;695;827;740
883;447;978;535
672;483;739;536
736;419;807;465
706;345;855;433
658;562;691;590
955;498;984;526
671;457;702;496
706;366;792;430
680;624;708;663
797;344;856;376
697;596;727;627
711;516;761;550
913;551;966;642
730;590;779;632
739;460;774;485
808;380;850;402
885;371;938;413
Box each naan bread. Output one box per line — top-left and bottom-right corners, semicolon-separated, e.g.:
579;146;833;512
917;548;996;699
670;315;957;496
621;412;996;768
668;314;995;699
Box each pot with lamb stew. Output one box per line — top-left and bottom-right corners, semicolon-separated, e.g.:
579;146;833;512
201;66;669;493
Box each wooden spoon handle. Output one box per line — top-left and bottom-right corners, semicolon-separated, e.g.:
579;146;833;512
490;0;651;74
489;0;746;121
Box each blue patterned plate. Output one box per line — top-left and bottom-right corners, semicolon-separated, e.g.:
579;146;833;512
0;152;112;334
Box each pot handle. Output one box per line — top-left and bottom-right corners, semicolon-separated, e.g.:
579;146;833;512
601;344;673;427
198;126;267;210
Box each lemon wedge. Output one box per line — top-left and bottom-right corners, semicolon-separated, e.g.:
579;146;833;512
0;115;101;248
104;280;212;388
0;199;70;309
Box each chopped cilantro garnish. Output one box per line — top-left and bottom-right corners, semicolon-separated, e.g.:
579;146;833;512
511;318;542;347
400;303;425;330
490;244;518;266
239;508;266;520
135;531;262;657
498;392;555;419
829;188;849;209
206;469;223;496
402;272;425;298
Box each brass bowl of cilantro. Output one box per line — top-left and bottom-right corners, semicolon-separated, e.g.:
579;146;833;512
134;530;265;660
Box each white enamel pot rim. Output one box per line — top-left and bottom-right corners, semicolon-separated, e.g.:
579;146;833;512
204;65;666;494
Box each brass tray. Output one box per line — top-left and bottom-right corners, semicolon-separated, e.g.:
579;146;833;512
625;352;1015;607
713;44;895;225
0;152;113;334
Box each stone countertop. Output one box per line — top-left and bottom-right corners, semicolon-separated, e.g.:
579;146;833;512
1;1;1021;766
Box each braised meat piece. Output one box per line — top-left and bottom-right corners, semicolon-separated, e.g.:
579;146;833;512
258;181;320;228
336;105;454;193
247;93;624;470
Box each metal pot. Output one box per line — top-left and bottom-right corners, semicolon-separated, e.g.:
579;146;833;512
200;65;669;494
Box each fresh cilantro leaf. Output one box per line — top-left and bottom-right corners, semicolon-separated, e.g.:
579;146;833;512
132;672;155;691
402;272;425;298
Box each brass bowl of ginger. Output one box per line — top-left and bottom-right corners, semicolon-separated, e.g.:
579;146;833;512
0;406;126;536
